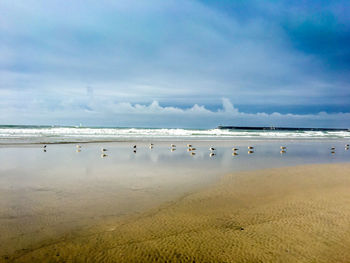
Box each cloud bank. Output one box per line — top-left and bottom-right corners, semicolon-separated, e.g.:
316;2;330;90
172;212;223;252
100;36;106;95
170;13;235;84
1;96;349;129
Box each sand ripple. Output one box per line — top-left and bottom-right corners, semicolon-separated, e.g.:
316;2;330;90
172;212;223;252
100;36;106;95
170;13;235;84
3;163;350;262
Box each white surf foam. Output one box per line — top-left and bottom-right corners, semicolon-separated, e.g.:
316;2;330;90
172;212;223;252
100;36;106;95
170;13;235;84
0;126;349;143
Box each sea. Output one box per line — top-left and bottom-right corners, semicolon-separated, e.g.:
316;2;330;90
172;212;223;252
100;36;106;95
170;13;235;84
0;125;349;144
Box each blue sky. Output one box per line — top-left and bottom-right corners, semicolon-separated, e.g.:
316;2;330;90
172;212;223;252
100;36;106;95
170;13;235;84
1;0;350;128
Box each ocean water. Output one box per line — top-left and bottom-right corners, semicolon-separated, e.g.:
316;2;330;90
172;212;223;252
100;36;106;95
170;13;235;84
0;125;349;144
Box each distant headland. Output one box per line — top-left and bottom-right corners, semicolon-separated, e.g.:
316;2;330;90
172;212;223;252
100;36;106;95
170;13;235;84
217;126;350;131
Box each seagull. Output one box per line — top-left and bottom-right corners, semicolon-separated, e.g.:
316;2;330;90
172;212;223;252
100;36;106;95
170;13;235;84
209;147;215;151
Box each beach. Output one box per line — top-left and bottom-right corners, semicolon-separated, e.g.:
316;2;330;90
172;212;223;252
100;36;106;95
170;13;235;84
3;0;350;261
0;138;350;262
2;163;350;262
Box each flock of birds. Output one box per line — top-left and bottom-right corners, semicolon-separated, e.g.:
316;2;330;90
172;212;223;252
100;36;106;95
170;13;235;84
42;143;350;158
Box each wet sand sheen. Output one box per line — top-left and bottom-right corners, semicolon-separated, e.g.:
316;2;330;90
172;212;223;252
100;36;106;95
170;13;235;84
4;163;350;263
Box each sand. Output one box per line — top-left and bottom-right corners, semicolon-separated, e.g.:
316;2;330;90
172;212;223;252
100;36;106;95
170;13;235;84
3;163;350;263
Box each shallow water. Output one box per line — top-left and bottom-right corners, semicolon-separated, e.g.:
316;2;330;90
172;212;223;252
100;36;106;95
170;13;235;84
0;140;349;257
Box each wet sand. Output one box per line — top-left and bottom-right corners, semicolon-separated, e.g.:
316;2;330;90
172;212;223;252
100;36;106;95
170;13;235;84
3;163;350;262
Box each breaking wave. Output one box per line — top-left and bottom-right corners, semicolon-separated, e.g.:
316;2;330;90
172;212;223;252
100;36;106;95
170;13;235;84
0;126;349;144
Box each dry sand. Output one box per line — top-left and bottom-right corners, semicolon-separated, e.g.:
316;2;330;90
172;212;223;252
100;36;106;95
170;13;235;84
3;163;350;263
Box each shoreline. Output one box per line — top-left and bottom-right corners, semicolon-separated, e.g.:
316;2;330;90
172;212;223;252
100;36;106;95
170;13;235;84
3;162;350;262
1;137;349;146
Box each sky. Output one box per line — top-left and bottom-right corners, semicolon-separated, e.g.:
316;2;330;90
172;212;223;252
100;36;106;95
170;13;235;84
1;0;350;128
